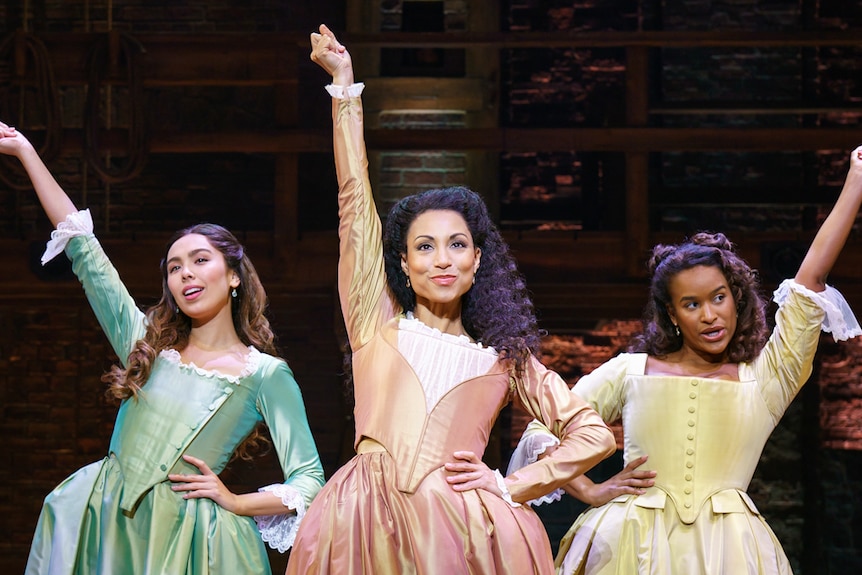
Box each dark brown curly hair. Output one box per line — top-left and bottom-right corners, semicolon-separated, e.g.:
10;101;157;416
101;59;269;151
628;231;769;363
383;186;541;378
101;223;277;460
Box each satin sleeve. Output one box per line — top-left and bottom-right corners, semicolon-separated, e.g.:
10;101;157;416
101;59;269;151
570;353;634;422
65;234;147;365
333;96;399;351
505;355;616;504
253;359;326;551
748;284;827;423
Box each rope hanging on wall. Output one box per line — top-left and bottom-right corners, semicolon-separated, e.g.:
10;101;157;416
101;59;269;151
0;31;62;190
83;31;149;184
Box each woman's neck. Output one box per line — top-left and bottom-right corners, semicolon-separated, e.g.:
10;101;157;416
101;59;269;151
412;304;469;339
187;316;242;352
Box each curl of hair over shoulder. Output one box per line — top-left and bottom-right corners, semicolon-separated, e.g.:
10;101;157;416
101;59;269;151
382;186;541;375
101;223;277;401
627;231;769;363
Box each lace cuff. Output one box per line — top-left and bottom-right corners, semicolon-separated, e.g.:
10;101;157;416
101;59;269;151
506;428;564;506
42;209;93;264
325;82;365;99
773;279;862;341
494;469;521;508
253;483;307;553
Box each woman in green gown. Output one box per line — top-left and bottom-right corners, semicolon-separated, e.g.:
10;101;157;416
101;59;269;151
0;120;325;575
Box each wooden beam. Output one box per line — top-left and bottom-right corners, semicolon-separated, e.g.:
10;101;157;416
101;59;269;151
625;47;650;278
48;127;861;155
340;30;862;49
41;33;304;86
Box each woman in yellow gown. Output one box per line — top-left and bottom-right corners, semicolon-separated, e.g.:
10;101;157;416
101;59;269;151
285;26;617;575
511;148;862;574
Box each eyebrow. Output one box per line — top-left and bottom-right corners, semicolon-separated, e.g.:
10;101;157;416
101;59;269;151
412;232;470;242
166;247;213;264
678;284;728;302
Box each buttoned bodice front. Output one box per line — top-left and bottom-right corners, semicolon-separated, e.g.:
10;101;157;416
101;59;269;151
576;286;825;524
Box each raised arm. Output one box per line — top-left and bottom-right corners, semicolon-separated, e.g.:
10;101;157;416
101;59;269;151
0;121;77;226
310;25;396;348
795;146;862;292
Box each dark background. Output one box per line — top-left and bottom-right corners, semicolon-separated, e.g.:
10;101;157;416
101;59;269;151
2;1;862;573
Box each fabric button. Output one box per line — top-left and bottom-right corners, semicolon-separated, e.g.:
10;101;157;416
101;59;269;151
208;403;216;410
684;502;692;508
691;381;699;386
160;464;167;471
686;448;694;455
224;388;233;395
687;434;694;440
685;474;692;481
684;487;692;494
688;420;695;427
689;392;697;399
688;406;696;413
686;461;694;468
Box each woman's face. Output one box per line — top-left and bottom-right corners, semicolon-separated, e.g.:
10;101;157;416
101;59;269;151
166;233;239;325
401;209;481;311
666;264;737;363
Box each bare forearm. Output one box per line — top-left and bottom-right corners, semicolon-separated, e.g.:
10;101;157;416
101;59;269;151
796;154;862;291
563;473;597;504
232;490;297;517
17;145;78;227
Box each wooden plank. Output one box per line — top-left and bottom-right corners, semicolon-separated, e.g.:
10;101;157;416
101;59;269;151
340;30;862;49
29;30;862;88
48;127;862;155
362;78;487;112
625;47;650;278
40;33;304;86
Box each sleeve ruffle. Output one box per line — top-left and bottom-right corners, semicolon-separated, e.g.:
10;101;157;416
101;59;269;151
506;426;564;506
493;469;522;508
253;483;307;553
773;279;862;341
42;209;93;264
325;82;365;99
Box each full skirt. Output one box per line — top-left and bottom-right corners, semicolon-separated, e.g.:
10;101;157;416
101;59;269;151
25;457;271;575
556;494;792;575
286;451;555;575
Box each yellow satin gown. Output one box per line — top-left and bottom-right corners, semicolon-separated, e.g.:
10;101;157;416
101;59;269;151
550;283;835;575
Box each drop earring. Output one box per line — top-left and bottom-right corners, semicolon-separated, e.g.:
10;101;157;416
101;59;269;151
406;276;411;288
674;325;681;337
231;287;238;298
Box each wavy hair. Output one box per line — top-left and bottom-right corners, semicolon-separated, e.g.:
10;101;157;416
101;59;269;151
101;223;276;460
628;231;769;363
383;186;540;377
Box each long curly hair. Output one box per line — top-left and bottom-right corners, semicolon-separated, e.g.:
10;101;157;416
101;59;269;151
101;223;276;460
383;186;540;377
628;231;769;363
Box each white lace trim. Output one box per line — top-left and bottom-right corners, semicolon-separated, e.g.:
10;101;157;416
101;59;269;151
42;209;94;264
506;430;564;507
325;82;365;99
398;312;498;413
773;279;862;342
158;346;261;385
254;483;306;553
494;469;521;508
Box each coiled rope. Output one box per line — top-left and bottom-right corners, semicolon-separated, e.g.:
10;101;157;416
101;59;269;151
83;31;149;184
0;31;62;190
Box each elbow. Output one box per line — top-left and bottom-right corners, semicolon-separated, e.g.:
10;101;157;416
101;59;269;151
599;426;617;458
586;421;616;461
